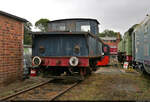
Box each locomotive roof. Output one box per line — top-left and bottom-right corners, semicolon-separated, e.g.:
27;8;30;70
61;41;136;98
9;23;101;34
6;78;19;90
0;10;28;22
31;31;90;35
31;31;104;44
48;18;100;24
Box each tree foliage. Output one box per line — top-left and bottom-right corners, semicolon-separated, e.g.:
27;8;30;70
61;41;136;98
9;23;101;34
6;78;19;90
35;18;50;32
24;22;32;45
98;29;119;37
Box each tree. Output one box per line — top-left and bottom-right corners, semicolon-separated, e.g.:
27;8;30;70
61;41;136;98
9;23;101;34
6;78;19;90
24;22;32;45
98;29;119;37
35;18;50;32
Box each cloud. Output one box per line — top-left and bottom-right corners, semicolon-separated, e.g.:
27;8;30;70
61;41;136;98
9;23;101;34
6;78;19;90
0;0;150;34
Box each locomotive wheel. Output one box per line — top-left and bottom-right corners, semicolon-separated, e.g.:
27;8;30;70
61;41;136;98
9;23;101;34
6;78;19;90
92;67;97;71
86;67;92;75
42;70;50;77
66;67;73;76
141;67;147;75
138;63;147;75
92;63;97;71
79;68;85;80
90;60;97;71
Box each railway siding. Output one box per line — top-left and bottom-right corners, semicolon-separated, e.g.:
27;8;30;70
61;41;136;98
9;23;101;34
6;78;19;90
5;79;79;101
55;66;150;101
0;77;49;99
1;64;150;101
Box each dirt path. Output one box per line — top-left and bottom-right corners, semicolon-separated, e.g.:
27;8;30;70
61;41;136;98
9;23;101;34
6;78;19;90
56;66;150;101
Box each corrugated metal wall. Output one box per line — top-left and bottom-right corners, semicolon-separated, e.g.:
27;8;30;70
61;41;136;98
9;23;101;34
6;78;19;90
33;34;88;57
134;16;150;63
32;34;102;57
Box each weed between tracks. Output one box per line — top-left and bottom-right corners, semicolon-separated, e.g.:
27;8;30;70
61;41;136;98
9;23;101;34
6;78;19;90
50;79;78;85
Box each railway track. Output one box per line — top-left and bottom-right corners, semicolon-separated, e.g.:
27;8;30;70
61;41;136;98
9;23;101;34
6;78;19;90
0;78;80;101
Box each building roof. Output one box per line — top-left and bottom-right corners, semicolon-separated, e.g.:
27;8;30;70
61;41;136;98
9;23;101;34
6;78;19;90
49;18;100;24
0;10;28;22
100;37;117;40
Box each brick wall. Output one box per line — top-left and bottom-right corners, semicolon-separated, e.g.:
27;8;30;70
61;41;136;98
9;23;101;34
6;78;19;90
0;15;24;85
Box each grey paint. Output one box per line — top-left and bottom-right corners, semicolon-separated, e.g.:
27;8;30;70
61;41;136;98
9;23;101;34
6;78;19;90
48;19;99;35
133;16;150;73
134;24;144;62
132;31;135;60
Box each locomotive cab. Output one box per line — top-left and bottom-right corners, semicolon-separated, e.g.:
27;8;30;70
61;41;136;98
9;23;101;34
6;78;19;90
47;18;99;34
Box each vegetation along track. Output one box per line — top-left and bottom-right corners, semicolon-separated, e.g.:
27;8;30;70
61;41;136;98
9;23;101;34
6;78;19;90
1;78;80;101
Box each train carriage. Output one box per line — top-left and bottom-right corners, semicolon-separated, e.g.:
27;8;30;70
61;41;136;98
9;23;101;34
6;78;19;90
117;24;138;64
132;15;150;74
117;40;125;63
117;15;150;75
31;18;109;79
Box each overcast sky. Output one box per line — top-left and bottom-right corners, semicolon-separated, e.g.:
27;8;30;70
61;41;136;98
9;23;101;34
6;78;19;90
0;0;150;34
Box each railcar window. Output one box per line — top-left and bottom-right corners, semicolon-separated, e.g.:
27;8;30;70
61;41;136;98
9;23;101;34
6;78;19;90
52;23;66;31
144;24;148;34
103;46;107;52
81;25;90;32
113;40;116;42
59;25;66;31
136;48;138;54
98;43;102;54
144;44;149;56
52;23;57;31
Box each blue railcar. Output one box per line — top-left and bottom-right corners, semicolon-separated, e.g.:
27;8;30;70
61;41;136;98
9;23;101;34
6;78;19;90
132;15;150;74
32;32;102;57
32;18;109;79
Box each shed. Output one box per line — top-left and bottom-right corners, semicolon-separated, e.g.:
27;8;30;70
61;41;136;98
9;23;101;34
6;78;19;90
0;10;27;85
